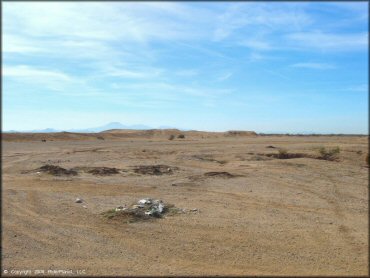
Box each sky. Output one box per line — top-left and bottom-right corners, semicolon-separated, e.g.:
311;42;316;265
3;1;369;133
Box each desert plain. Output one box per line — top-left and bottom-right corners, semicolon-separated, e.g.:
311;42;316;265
1;130;368;276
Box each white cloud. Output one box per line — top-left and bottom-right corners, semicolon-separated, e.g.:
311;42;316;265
3;65;102;96
290;62;336;70
2;2;219;90
3;34;44;54
3;2;217;43
103;64;163;79
286;31;368;51
240;39;272;51
213;3;312;41
3;65;71;81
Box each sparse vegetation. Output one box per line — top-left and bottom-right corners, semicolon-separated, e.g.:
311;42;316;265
38;164;78;176
264;149;306;159
317;146;340;161
87;167;119;175
168;134;175;140
102;209;118;219
178;134;185;139
277;149;289;159
132;165;178;175
192;154;227;164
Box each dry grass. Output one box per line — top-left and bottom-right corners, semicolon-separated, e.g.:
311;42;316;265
317;146;340;161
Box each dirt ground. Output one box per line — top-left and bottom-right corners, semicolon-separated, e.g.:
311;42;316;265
2;132;368;276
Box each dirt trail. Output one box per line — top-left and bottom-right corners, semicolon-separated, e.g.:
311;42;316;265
2;135;368;276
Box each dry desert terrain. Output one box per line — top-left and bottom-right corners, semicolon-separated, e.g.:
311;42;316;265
2;130;369;276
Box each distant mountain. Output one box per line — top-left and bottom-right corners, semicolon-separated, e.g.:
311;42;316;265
3;122;154;133
69;122;152;133
38;128;60;133
3;128;60;133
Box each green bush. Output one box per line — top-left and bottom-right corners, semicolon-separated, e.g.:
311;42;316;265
318;146;340;161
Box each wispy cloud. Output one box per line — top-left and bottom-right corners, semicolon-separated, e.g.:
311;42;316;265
218;72;233;81
264;69;292;81
3;2;368;133
3;34;44;54
175;69;199;77
3;65;103;96
240;39;272;51
3;65;71;81
213;3;312;42
103;64;163;79
286;32;368;51
345;84;368;92
290;62;336;70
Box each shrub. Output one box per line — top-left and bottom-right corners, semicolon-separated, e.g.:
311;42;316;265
168;135;175;140
265;149;306;159
277;148;289;159
318;146;340;161
178;134;185;139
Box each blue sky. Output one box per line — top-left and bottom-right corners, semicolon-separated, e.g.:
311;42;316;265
3;2;369;133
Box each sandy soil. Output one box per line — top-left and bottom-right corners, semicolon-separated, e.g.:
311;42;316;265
2;132;368;276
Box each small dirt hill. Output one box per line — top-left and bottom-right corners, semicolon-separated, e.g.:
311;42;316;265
2;129;257;142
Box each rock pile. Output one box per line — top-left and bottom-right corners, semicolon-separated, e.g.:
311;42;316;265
102;198;183;223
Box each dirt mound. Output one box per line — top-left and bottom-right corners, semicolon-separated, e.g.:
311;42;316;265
133;165;178;175
2;132;106;142
204;171;237;178
38;165;78;176
87;167;120;176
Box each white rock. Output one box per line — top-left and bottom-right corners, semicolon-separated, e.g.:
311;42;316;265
115;206;126;212
157;203;164;213
138;198;152;205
